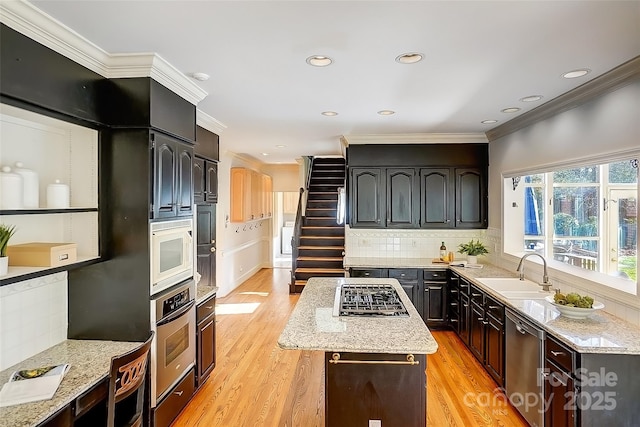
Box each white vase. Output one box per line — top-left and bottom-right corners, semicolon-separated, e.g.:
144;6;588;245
467;255;478;264
0;256;8;276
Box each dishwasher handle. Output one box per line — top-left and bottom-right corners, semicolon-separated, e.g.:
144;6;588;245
506;308;545;340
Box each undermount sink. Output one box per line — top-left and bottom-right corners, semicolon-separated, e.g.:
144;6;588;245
498;290;550;300
475;278;551;300
476;277;542;292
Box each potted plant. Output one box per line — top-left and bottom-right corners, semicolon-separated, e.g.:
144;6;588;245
457;239;488;264
0;224;17;276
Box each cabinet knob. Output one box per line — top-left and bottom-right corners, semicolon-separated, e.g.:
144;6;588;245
210;247;216;253
211;239;215;244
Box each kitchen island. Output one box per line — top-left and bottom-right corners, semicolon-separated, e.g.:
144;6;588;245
278;277;437;427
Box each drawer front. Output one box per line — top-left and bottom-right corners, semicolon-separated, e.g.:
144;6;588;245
74;379;107;418
389;268;419;280
470;285;484;306
485;295;504;321
197;296;216;322
459;278;471;295
546;336;575;373
350;268;386;278
423;270;447;282
154;369;195;427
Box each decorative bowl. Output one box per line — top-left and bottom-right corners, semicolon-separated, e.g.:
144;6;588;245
545;295;604;319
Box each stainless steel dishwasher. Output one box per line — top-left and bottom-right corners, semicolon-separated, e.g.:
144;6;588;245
505;308;545;427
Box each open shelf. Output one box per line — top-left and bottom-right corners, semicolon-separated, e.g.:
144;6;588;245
0;256;102;286
1;103;100;287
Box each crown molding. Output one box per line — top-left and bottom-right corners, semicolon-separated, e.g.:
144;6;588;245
197;109;227;134
0;0;208;105
486;55;640;142
341;133;488;145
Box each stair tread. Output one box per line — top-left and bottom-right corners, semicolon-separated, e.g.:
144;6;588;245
300;235;344;238
297;256;343;261
295;267;345;273
298;245;344;249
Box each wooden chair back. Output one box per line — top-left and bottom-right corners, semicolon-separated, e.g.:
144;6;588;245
107;331;154;427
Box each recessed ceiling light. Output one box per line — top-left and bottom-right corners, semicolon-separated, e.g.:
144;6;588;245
563;69;590;79
261;152;269;156
520;95;543;102
306;55;333;67
321;111;338;116
276;145;286;148
501;107;521;113
395;53;424;64
191;72;210;81
377;110;395;116
481;120;498;124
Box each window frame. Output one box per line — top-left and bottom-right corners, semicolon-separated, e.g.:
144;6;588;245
501;154;639;306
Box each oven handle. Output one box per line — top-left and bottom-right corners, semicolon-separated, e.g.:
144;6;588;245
157;299;196;326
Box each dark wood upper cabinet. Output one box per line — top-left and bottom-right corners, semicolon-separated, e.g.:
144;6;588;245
195;126;220;161
152;133;193;219
194;157;218;205
456;168;487;228
386;168;419;228
347;144;488;229
349;168;384;228
420;168;452;228
193;157;206;204
205;161;218;203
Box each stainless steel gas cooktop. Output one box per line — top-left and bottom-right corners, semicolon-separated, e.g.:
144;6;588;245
333;284;409;317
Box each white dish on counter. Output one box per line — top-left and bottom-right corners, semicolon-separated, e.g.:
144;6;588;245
545;295;604;319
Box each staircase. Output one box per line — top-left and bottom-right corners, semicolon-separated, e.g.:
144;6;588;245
290;157;346;293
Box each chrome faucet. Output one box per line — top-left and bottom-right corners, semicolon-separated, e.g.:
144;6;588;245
516;253;551;291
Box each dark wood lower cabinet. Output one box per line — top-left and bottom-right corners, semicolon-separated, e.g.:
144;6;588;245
325;352;426;427
196;294;216;387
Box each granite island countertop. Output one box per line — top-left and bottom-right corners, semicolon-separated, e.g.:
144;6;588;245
278;277;438;355
196;284;218;303
344;256;640;355
0;339;142;427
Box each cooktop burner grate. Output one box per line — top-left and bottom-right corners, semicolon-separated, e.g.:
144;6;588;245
334;284;409;317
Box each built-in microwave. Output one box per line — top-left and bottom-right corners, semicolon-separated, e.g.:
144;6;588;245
150;218;194;295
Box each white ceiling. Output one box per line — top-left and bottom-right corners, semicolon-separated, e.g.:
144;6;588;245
29;0;640;164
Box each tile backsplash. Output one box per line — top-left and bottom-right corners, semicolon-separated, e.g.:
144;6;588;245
345;226;487;260
0;272;68;370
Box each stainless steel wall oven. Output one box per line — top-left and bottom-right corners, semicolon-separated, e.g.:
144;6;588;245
150;279;196;408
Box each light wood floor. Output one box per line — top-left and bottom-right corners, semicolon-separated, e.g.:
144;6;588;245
174;268;528;427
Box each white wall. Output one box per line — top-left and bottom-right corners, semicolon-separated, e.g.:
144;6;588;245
263;164;301;192
488;81;640;326
215;152;272;297
0;272;68;370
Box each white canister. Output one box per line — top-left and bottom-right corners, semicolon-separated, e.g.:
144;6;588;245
47;179;70;208
13;161;39;208
0;166;24;209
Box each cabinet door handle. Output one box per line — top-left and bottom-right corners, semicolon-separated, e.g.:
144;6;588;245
471;293;482;297
550;372;568;387
550;350;565;357
488;305;500;310
174;390;184;397
477;317;484;321
205;306;214;310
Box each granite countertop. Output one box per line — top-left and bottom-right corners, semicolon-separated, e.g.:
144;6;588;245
278;277;438;355
449;265;640;355
343;257;640;355
344;257;640;354
0;340;142;427
196;284;218;302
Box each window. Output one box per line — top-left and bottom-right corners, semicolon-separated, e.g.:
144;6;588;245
506;159;638;295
